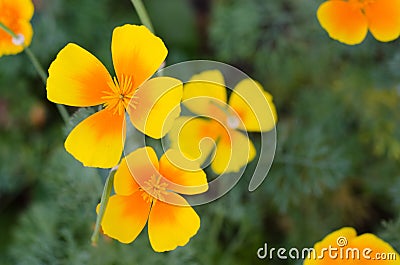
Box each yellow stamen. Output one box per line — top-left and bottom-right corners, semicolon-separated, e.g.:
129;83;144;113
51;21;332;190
140;175;169;203
102;74;137;115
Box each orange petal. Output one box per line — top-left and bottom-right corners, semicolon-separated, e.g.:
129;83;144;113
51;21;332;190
4;0;34;20
353;233;400;263
122;147;160;189
365;0;400;42
228;79;277;132
99;193;150;244
65;109;125;168
111;24;167;89
317;1;368;45
159;149;208;195
211;128;256;174
128;76;183;139
182;70;227;117
148;193;200;252
47;43;112;106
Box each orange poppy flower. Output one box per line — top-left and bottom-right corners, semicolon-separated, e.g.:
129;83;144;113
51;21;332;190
317;0;400;45
304;227;400;264
0;0;34;57
168;70;277;174
98;147;208;252
46;25;183;168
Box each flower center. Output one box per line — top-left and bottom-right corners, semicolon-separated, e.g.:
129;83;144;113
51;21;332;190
11;33;24;46
140;175;169;203
102;74;137;115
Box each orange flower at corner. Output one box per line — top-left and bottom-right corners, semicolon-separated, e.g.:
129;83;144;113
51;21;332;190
98;147;208;252
317;0;400;45
46;24;183;168
304;227;400;265
0;0;34;57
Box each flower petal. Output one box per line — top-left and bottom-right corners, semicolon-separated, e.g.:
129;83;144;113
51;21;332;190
211;128;256;174
98;193;150;244
148;193;200;252
168;117;217;166
128;76;183;139
365;0;400;42
65;109;125;168
118;147;160;193
228;79;277;132
352;233;400;263
182;70;227;116
317;1;368;45
4;0;34;20
47;43;112;106
111;24;167;89
159;149;208;195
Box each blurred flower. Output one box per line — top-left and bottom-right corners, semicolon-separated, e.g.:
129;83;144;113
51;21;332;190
46;24;183;168
98;147;208;252
317;0;400;45
0;0;34;57
304;227;400;264
168;70;277;174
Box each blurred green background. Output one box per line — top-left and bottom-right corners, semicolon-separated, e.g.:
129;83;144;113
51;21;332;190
1;0;400;264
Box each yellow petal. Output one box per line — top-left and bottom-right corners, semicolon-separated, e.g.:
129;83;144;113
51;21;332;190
47;43;112;106
159;149;208;195
148;193;200;252
317;1;368;45
228;79;277;132
128;76;183;139
122;147;160;189
99;193;150;244
65;109;125;168
182;70;227;116
113;156;139;196
111;24;167;89
168;116;216;165
211;128;256;174
365;0;400;42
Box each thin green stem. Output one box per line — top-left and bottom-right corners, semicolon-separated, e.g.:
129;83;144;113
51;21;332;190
130;0;154;32
0;21;69;124
91;168;116;246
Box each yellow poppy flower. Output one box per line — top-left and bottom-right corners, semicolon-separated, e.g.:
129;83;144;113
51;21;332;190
0;0;34;57
304;227;400;264
46;24;183;168
317;0;400;45
98;147;208;252
168;70;277;174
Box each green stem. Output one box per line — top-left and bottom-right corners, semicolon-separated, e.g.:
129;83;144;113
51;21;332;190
130;0;154;32
0;21;70;124
91;168;117;246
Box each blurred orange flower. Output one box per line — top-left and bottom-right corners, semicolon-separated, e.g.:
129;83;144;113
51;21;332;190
317;0;400;45
98;147;208;252
0;0;34;57
304;227;400;264
46;24;183;168
168;70;277;174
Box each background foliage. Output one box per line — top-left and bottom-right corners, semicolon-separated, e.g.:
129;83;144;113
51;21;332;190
1;0;400;264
